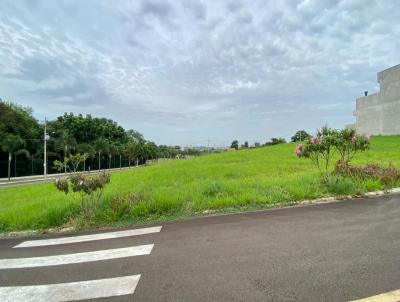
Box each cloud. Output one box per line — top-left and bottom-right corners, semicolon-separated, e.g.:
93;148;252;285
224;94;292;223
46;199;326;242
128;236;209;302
0;0;399;145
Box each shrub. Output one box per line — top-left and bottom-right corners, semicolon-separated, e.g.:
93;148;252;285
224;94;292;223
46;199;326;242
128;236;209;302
54;172;111;212
334;161;400;185
295;127;370;183
295;126;339;181
335;129;369;164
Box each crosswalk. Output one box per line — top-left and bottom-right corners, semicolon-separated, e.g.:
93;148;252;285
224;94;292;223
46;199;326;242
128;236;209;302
0;225;162;301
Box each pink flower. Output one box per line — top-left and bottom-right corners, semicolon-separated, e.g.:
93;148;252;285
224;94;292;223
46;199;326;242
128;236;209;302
310;136;321;145
364;135;369;142
294;144;302;156
310;137;317;144
351;136;357;142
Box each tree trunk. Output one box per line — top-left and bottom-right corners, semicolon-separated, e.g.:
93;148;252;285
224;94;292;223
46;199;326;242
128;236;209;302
14;153;17;177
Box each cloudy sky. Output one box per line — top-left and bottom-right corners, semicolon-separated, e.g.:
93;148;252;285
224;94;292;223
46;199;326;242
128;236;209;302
0;0;399;146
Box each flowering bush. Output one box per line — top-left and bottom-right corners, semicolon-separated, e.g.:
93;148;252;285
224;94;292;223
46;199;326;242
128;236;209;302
335;129;370;164
294;127;370;182
54;172;110;211
295;126;339;181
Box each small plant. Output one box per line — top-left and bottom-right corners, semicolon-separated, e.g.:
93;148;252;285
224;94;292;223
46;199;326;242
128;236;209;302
55;172;111;213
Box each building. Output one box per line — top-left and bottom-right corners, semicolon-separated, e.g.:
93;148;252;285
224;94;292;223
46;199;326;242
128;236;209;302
350;64;400;135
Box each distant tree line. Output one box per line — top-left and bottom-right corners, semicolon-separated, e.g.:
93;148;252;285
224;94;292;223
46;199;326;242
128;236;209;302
229;130;312;150
0;99;201;178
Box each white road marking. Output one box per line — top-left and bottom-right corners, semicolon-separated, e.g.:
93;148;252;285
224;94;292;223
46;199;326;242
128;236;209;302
349;289;400;301
14;226;162;248
0;274;141;302
0;244;153;269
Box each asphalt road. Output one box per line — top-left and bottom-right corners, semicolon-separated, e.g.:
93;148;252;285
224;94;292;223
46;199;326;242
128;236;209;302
1;194;400;301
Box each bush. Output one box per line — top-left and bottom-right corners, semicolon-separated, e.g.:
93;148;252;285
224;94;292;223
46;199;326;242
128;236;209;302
54;172;111;212
295;126;370;183
334;161;400;185
335;129;369;164
295;126;339;181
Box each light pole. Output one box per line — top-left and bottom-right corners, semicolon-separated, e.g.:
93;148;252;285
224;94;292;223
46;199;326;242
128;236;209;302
43;118;49;178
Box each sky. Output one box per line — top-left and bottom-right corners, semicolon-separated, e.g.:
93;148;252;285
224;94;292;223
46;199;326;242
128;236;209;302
0;0;399;146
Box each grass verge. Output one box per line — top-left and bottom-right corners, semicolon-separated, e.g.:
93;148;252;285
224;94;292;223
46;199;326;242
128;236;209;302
0;135;399;232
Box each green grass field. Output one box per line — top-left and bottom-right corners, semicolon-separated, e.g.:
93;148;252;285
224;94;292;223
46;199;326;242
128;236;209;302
1;136;399;232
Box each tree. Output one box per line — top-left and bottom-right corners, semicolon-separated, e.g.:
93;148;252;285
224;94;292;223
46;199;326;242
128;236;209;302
1;134;26;180
265;138;286;146
230;140;239;150
291;130;311;142
53;130;77;173
108;143;118;169
94;138;109;170
68;153;90;172
244;141;249;148
125;141;139;166
77;143;95;171
126;129;144;142
0;100;40;178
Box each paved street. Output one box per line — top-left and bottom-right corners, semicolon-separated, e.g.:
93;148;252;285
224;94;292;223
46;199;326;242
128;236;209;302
1;193;400;301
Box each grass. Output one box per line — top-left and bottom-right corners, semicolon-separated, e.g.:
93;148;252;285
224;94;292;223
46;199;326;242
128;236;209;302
1;135;399;232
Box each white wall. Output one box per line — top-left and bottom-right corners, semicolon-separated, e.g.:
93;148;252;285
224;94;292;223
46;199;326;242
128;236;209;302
355;64;400;135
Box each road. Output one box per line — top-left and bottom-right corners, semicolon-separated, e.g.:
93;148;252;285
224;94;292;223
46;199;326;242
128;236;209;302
0;166;137;188
1;193;400;301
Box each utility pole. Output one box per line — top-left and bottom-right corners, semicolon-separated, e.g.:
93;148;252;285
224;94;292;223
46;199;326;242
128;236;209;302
43;117;48;178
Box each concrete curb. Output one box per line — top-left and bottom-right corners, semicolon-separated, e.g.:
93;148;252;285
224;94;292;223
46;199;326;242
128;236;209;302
1;187;400;239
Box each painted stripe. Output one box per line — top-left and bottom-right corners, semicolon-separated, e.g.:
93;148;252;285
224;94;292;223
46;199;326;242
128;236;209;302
0;275;141;302
349;289;400;302
14;226;162;248
0;244;153;269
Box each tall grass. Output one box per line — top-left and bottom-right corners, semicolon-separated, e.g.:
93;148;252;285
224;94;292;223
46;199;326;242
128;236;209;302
0;136;399;232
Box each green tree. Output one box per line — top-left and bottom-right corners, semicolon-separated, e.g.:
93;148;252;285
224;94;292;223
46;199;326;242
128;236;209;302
1;134;26;180
53;130;77;173
77;143;95;171
94;138;109;170
291;130;311;142
0;100;40;178
265;138;286;146
230;140;239;150
125;141;139;166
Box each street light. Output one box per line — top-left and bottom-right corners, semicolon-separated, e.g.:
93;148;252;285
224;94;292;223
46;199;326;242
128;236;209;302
43;118;50;178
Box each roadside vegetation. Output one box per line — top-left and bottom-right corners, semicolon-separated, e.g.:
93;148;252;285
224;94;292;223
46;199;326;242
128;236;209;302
0;135;399;233
0;99;201;179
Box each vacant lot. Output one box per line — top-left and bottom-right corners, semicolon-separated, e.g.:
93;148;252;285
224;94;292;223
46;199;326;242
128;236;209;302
1;136;399;232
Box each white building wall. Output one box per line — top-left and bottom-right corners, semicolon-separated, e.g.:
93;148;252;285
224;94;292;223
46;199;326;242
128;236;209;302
355;64;400;135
